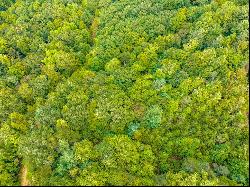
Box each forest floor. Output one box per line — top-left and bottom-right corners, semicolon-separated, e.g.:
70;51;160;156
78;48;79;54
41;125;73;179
20;165;29;186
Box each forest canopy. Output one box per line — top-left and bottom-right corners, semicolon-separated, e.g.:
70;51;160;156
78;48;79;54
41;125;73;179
0;0;249;186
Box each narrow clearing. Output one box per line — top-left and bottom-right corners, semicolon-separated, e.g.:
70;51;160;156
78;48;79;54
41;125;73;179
20;165;29;186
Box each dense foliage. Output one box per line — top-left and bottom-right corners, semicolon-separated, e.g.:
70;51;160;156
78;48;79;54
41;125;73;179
0;0;249;186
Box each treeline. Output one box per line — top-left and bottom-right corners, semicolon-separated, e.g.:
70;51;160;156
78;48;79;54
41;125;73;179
0;0;249;186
